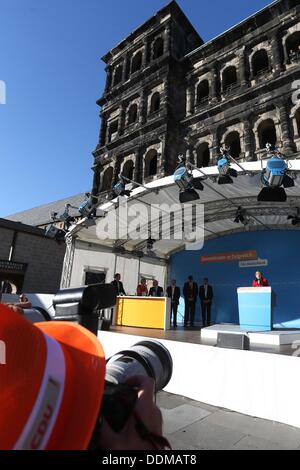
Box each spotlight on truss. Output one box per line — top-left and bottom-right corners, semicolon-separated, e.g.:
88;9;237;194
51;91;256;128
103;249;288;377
257;144;295;202
111;174;132;198
287;208;300;226
233;206;250;226
174;155;204;203
217;147;238;185
45;224;66;241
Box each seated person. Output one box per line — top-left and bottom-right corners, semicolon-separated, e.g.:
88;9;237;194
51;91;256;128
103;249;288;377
136;278;148;296
148;280;163;297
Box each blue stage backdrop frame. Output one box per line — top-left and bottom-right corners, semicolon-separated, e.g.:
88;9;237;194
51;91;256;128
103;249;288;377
170;230;300;329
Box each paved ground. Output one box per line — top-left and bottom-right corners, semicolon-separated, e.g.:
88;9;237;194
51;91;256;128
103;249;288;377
157;391;300;450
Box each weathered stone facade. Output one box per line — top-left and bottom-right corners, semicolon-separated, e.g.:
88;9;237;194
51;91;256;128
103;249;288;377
0;219;65;294
92;0;300;196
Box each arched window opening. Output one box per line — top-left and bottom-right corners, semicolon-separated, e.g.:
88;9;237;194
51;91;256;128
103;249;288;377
102;167;113;191
196;80;209;104
113;65;123;86
144;149;158;178
150;92;160;113
252;50;270;77
258;119;277;149
286;32;300;62
122;160;134;181
108;121;119;142
222;66;238;93
131;52;142;74
196;143;210;167
128;104;138;125
225;131;241;159
152;37;164;59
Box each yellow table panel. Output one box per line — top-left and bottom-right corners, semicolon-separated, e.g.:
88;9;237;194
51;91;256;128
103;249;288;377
115;296;170;330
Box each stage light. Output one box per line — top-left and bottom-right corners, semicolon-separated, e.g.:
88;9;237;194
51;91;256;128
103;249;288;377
173;156;204;203
217;147;238;185
146;237;156;251
287;208;300;226
45;224;66;241
111;175;132;198
233;206;250;226
257;145;295;202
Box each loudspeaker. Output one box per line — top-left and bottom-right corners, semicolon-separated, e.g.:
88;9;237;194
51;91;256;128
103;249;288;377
217;332;250;350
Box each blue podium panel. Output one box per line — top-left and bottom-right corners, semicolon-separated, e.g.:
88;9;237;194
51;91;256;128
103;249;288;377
237;287;272;331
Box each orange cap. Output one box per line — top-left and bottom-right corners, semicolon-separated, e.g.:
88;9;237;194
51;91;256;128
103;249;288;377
0;304;106;450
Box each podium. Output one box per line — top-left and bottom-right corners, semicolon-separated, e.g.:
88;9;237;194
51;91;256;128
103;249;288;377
237;287;272;331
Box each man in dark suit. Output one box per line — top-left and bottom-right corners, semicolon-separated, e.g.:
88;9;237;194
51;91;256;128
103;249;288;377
148;280;163;297
199;277;213;327
166;279;180;328
111;273;126;296
183;275;198;327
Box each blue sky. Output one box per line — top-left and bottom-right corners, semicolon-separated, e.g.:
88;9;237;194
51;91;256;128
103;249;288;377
0;0;272;217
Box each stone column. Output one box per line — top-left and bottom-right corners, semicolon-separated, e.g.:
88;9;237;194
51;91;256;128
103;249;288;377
91;163;102;196
142;39;148;67
104;66;112;92
136;147;145;184
119;104;126;136
211;129;220;163
139;89;147;125
112;156;122;186
164;24;171;55
186;79;195;116
122;56;129;82
243;119;255;161
278;101;295;155
270;31;284;75
210;66;219;103
158;135;166;177
100;112;107;146
238;47;248;87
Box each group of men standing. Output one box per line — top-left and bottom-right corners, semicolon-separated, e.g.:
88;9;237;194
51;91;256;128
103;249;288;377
167;276;213;328
111;273;213;329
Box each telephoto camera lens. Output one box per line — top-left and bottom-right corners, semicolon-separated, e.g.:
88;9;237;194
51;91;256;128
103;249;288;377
105;340;173;391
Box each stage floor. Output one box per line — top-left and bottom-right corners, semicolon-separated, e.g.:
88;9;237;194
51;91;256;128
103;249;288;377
109;324;300;356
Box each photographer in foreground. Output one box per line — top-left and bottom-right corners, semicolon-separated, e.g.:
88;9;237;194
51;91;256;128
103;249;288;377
0;304;171;450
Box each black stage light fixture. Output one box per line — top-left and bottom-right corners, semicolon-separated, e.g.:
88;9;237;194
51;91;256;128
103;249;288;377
287;208;300;226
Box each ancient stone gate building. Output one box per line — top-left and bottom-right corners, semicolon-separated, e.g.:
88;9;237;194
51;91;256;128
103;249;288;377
91;0;300;197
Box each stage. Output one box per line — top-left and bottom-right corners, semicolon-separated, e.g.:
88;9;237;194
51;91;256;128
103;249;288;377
98;324;300;430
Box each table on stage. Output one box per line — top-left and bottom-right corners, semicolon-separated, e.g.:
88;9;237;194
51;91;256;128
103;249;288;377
113;296;171;331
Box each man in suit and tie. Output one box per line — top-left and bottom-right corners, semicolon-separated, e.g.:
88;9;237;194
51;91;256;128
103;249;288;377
111;273;126;296
148;280;163;297
183;275;198;327
166;279;180;328
199;277;213;327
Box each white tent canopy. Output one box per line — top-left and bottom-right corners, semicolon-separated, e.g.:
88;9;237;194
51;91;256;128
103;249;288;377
70;160;300;259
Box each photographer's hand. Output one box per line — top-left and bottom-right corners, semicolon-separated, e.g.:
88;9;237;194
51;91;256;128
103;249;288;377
98;376;170;450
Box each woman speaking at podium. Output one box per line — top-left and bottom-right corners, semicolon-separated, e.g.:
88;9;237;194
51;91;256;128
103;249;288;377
252;271;269;287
